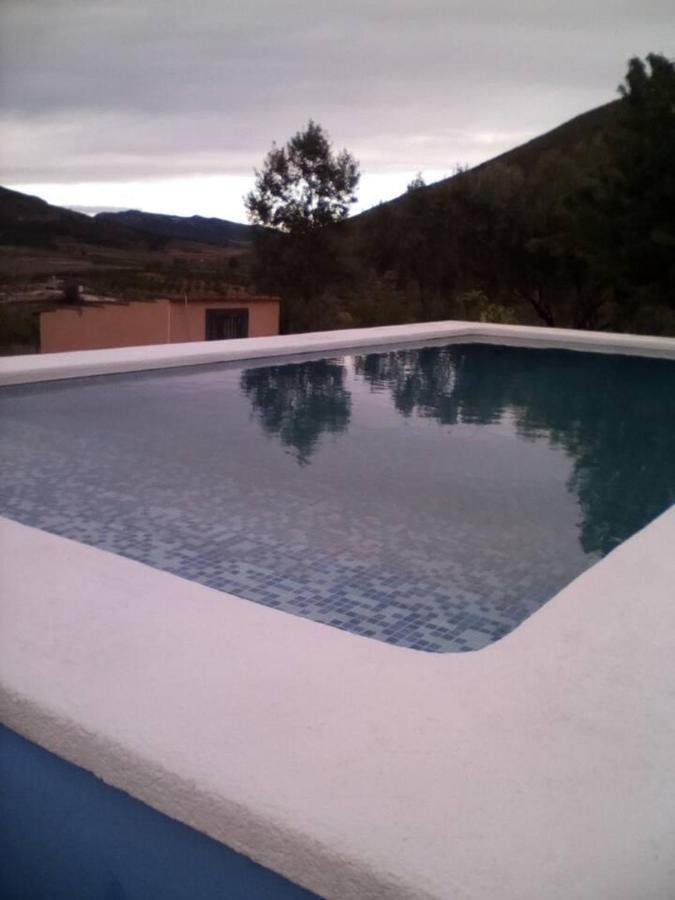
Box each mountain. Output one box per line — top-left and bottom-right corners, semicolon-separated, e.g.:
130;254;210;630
0;188;255;321
0;187;258;250
468;99;619;176
0;97;642;340
95;209;257;246
273;98;659;336
0;186;154;249
1;101;617;253
350;100;620;225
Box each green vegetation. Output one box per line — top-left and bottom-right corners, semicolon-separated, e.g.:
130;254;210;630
0;304;40;355
245;119;360;234
0;190;255;324
245;120;360;332
603;54;675;332
240;359;351;465
247;54;674;337
1;54;672;346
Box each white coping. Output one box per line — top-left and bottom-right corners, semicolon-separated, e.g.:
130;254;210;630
2;322;675;900
1;320;675;385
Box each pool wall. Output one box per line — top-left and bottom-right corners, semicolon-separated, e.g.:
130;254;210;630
0;725;317;900
2;321;675;900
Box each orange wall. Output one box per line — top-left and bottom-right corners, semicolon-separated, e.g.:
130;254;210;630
167;300;279;344
40;299;280;354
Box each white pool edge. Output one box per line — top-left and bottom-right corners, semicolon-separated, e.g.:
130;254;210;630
1;320;674;385
2;322;675;900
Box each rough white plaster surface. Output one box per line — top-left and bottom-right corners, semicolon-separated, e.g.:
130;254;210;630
1;320;674;385
2;323;675;899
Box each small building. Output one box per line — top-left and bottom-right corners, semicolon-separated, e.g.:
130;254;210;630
40;295;280;354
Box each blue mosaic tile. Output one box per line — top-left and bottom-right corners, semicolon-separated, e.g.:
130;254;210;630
1;343;673;652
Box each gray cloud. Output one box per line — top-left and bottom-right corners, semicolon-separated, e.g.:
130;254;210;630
1;0;673;183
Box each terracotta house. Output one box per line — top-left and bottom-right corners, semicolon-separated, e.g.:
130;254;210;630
40;295;280;354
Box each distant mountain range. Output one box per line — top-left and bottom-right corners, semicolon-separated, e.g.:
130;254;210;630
0;100;620;254
95;209;259;246
0;97;623;337
0;186;150;249
0;187;258;250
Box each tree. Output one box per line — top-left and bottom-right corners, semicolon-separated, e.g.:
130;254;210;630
245;120;360;331
240;358;352;465
609;53;675;328
61;276;82;304
245;120;359;236
406;172;426;193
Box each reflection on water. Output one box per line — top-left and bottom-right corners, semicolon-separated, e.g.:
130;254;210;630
355;346;463;423
240;359;351;465
246;343;675;558
2;341;673;652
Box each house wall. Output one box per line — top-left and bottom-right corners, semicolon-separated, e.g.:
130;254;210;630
167;299;280;344
40;298;280;353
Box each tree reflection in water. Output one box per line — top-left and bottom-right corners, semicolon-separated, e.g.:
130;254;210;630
240;359;351;465
355;343;675;557
355;346;464;424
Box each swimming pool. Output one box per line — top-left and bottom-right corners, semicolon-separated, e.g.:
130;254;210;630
3;321;675;900
1;340;673;652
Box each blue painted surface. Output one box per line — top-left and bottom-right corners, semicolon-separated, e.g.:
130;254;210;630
0;725;319;900
1;343;674;651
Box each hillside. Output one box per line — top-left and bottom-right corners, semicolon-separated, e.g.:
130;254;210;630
265;79;670;337
0;187;255;294
95;209;258;247
3;87;671;346
259;100;628;334
469;100;619;174
1;101;618;259
0;186;157;249
0;187;258;250
0;188;257;354
350;100;620;226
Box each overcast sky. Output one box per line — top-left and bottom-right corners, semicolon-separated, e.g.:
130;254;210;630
1;1;672;222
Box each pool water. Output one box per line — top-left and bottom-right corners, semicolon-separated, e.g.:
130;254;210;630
1;342;673;652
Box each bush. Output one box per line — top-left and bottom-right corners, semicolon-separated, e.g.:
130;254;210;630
0;304;40;354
